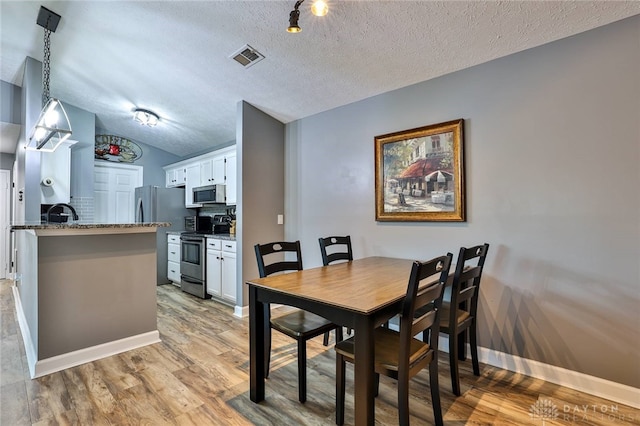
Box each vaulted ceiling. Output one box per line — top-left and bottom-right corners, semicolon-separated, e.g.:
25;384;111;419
2;1;639;156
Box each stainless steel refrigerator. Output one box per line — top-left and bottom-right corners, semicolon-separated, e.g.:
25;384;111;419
135;185;190;285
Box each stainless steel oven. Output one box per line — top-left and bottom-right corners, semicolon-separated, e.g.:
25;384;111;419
180;233;209;299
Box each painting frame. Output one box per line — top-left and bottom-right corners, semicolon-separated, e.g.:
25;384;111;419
375;119;465;222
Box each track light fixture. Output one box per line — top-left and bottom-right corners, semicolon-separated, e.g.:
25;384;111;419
27;6;72;152
287;0;328;33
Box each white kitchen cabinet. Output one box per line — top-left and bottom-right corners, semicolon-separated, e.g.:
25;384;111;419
167;234;181;286
200;155;225;186
165;166;185;187
220;240;237;301
206;237;236;304
185;163;202;208
206;238;222;298
224;152;236;205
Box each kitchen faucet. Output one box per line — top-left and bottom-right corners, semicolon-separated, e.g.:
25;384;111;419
47;203;79;223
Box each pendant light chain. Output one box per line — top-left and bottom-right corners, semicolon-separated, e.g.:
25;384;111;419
42;27;51;107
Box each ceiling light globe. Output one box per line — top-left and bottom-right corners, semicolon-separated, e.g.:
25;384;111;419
311;0;328;17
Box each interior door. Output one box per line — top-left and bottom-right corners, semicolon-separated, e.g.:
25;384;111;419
94;162;143;223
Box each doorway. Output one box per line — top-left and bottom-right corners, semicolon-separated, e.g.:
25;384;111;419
94;162;143;223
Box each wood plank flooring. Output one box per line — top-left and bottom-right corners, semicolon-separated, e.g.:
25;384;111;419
1;279;638;425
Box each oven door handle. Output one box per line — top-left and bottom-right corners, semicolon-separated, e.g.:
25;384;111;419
181;276;204;286
181;236;204;243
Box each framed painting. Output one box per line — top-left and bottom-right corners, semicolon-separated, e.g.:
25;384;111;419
375;119;465;222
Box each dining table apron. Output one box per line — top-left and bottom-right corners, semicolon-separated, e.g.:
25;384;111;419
247;256;417;426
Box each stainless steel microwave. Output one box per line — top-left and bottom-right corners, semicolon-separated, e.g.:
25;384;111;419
193;184;225;204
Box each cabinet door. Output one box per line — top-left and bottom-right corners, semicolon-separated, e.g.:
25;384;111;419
200;159;213;186
167;261;180;284
221;242;236;303
206;249;222;297
224;153;237;205
166;169;175;187
212;156;225;184
185;163;202;208
175;168;186;186
166;167;186;188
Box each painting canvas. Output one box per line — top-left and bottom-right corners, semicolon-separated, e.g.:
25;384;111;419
375;119;465;222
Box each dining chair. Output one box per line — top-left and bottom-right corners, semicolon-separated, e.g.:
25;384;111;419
318;235;353;266
335;253;452;426
439;243;490;396
319;235;353;345
254;241;343;403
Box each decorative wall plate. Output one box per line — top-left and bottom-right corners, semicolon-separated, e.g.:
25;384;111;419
95;134;143;162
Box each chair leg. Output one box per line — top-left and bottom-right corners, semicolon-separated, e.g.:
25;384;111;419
470;322;480;376
336;326;344;343
336;354;345;425
457;329;467;361
323;331;330;346
298;339;307;403
429;357;444;426
397;372;410;426
449;332;461;396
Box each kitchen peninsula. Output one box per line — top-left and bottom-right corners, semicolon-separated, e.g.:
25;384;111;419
11;222;169;378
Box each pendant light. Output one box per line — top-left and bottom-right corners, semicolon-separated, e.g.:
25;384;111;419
27;6;72;152
287;0;328;33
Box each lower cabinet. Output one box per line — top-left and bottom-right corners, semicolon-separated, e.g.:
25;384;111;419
206;238;236;304
167;234;181;286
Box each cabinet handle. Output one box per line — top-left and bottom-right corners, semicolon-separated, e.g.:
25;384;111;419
170;269;176;273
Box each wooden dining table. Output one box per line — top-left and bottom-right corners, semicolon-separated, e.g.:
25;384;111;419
247;256;418;426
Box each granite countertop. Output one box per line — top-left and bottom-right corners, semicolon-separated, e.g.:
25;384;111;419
11;222;171;231
166;231;236;241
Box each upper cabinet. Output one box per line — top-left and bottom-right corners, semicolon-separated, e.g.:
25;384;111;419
185;163;202;208
164;146;237;207
225;152;237;206
166;166;186;187
200;155;225;186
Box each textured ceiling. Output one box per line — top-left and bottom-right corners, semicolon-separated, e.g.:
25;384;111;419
1;1;639;156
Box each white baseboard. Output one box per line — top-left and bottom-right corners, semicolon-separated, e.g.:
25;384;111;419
13;283;161;379
33;331;160;378
12;284;38;378
437;335;640;409
234;304;248;318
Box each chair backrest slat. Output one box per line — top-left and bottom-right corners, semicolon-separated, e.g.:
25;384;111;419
318;236;353;266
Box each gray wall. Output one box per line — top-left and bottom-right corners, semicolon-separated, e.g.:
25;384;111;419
67;103;96;199
237;101;285;306
1;80;21;124
285;16;639;388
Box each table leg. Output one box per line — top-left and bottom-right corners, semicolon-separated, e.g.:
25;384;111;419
353;314;375;425
249;286;265;402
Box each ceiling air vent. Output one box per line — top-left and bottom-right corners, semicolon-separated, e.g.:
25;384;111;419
230;44;265;68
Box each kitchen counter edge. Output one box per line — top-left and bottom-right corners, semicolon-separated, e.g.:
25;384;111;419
11;222;171;231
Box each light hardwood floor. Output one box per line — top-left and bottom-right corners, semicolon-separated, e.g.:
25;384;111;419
1;279;638;425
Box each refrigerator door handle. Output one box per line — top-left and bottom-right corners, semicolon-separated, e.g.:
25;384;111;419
136;197;144;222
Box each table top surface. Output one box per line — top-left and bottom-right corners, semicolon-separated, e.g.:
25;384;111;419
246;256;417;315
